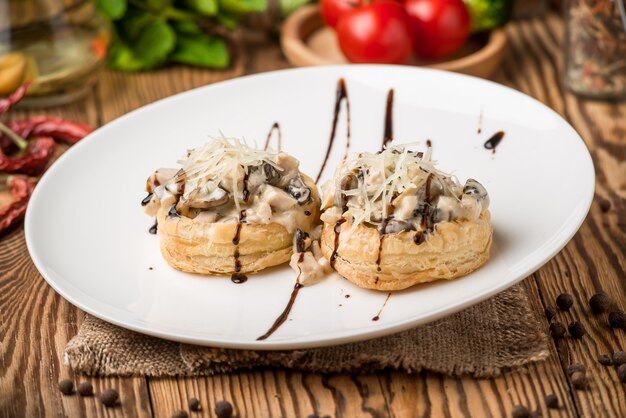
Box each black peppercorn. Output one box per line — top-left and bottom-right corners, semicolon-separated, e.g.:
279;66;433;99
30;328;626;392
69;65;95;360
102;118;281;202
545;393;559;409
512;405;530;418
571;372;586;389
214;400;233;418
568;321;586;339
613;351;626;366
171;411;188;418
567;363;586;376
545;306;557;322
550;322;566;338
609;311;626;329
58;379;74;395
77;382;93;396
556;293;574;311
188;397;201;411
589;293;611;314
618;364;626;383
100;389;119;407
598;354;612;366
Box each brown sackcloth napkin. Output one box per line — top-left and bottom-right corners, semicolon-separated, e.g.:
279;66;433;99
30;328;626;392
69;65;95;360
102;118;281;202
64;284;549;378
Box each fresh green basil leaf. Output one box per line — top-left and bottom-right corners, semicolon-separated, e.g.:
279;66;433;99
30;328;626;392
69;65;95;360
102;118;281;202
117;7;155;40
95;0;127;20
170;35;229;68
183;0;218;16
134;20;177;66
107;40;147;71
216;12;238;29
171;20;203;35
279;0;309;17
145;0;173;11
218;0;266;15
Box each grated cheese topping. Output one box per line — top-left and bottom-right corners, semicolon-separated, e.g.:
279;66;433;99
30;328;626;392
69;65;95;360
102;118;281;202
321;143;489;238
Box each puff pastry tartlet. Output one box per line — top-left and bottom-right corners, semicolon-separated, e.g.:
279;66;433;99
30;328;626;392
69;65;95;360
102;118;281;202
319;144;492;291
142;138;321;275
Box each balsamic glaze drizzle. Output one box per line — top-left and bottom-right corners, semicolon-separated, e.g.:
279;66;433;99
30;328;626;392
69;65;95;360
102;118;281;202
148;221;158;234
315;78;350;183
477;109;483;134
426;139;432;148
382;88;394;150
372;292;392;321
141;192;153;206
233;210;247;273
242;172;250;203
231;273;248;284
329;219;346;269
484;131;505;154
257;282;303;340
263;122;282;151
168;205;180;218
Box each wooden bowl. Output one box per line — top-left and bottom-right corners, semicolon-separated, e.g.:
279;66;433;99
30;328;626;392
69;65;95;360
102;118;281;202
281;5;507;79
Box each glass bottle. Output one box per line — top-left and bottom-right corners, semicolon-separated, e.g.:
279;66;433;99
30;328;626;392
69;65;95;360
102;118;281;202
0;0;110;106
564;0;626;100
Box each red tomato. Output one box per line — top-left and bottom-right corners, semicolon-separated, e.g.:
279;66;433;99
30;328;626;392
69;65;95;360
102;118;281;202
403;0;470;59
336;2;413;64
321;0;362;28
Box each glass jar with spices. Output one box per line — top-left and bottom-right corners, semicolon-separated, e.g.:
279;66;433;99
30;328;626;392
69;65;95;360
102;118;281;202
564;0;626;99
0;0;110;106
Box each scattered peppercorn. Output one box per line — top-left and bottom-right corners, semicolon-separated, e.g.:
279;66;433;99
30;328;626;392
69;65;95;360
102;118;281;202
512;405;530;418
598;198;611;212
550;322;566;338
613;351;626;366
171;410;188;418
598;354;612;366
188;397;201;411
618;364;626;383
545;306;557;322
100;389;119;407
567;363;586;376
589;293;611;314
608;311;626;329
571;372;586;389
556;293;574;311
545;393;559;409
214;400;233;418
77;382;93;396
569;321;586;339
58;379;74;395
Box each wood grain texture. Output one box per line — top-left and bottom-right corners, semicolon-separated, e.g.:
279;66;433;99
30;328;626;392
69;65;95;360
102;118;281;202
2;12;625;418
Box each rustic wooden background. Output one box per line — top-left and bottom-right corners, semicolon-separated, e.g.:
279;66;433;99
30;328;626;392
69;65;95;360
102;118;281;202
1;12;625;418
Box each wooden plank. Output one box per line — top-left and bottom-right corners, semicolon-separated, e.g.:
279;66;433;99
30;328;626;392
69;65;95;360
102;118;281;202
0;227;151;418
0;89;152;418
500;14;626;418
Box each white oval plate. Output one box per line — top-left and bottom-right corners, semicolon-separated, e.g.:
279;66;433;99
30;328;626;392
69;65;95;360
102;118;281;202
25;66;594;349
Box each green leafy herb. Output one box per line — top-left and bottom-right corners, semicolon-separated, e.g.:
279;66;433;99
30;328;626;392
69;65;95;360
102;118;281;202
95;0;127;19
171;34;229;67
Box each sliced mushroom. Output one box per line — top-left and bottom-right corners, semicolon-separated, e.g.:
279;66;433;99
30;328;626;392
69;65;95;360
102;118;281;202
463;178;489;211
284;177;311;205
186;187;229;209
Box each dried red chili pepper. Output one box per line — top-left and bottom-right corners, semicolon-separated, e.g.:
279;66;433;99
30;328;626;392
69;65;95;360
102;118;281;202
5;116;92;145
0;176;36;234
0;81;31;115
0;136;55;175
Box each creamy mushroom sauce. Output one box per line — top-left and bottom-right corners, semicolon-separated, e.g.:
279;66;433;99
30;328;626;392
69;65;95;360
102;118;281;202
320;144;490;237
143;138;327;284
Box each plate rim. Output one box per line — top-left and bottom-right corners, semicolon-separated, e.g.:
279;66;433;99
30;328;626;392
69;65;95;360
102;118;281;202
25;65;595;349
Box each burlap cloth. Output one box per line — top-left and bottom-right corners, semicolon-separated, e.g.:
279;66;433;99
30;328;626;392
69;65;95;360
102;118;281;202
64;284;549;378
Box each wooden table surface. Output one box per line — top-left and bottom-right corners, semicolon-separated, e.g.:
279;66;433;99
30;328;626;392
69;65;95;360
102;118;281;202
1;12;625;418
